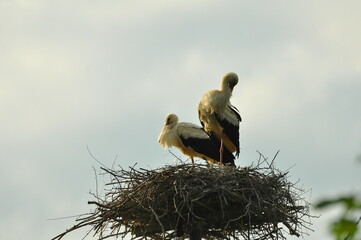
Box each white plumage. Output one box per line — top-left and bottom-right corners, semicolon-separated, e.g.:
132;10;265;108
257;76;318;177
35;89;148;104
158;113;235;165
198;72;242;164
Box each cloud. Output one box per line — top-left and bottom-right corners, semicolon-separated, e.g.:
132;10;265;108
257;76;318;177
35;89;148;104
1;1;361;240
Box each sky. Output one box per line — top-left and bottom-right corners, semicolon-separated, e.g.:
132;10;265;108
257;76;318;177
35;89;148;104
1;0;361;239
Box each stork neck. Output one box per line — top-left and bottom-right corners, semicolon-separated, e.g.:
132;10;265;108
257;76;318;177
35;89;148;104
220;79;233;94
213;89;231;112
220;85;232;99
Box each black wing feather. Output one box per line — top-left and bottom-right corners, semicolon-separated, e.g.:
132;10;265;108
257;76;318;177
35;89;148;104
230;105;242;122
215;105;241;157
180;133;235;166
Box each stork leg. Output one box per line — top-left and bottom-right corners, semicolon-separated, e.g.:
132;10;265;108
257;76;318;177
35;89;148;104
219;137;224;165
191;156;194;164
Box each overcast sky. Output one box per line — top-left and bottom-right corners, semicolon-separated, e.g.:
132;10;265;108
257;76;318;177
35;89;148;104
1;1;361;239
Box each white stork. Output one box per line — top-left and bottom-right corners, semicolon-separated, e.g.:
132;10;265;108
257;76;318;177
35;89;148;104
158;113;235;165
197;72;242;165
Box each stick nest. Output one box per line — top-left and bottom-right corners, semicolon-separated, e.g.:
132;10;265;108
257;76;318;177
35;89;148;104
53;154;313;240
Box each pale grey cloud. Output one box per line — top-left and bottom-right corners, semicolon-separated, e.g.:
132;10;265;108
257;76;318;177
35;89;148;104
1;1;361;240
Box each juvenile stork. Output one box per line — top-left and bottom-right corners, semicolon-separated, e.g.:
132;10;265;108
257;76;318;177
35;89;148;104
197;72;242;164
158;113;235;165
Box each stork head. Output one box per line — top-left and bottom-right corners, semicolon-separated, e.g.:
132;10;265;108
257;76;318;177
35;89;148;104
164;113;179;127
158;113;179;145
221;72;238;91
